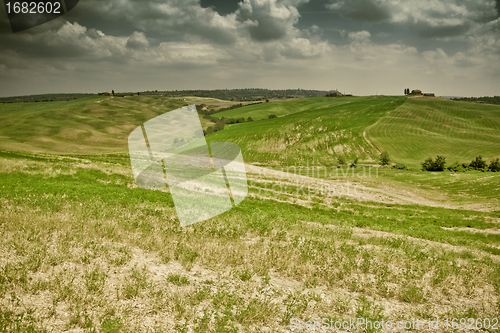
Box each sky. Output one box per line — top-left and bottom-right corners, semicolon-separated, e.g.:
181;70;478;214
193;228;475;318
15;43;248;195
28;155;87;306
0;0;499;97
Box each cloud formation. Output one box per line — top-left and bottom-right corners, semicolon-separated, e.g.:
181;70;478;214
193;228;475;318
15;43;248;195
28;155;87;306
0;0;499;97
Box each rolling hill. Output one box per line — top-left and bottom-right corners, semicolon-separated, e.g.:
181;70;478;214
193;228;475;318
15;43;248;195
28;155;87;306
207;96;500;167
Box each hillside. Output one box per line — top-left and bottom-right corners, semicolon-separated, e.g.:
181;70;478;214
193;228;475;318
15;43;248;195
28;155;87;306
366;98;500;165
0;95;188;153
207;96;500;167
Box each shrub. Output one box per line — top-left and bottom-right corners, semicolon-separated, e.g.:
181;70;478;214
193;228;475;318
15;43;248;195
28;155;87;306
392;163;408;170
247;117;254;122
470;156;488;171
350;158;359;168
268;114;277;119
421;156;446;171
337;156;346;166
380;151;390;166
489;158;500;172
447;162;466;172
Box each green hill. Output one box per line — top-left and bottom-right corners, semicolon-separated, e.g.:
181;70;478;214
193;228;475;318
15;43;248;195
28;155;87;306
0;96;187;153
207;96;500;167
213;96;358;120
207;96;406;165
1;95;499;168
366;98;500;165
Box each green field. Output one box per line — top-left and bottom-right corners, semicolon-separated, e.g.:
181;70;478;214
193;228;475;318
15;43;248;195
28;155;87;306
0;96;499;332
367;98;500;166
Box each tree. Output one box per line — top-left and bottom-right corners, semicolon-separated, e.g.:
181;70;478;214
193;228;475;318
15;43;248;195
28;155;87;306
380;151;390;166
266;99;269;103
247;117;254;122
421;155;446;171
337;156;346;166
433;155;446;171
489;158;500;172
350;158;359;168
470;155;487;170
268;114;277;119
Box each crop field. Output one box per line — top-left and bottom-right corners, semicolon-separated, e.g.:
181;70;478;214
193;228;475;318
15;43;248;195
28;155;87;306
0;96;499;332
366;98;500;166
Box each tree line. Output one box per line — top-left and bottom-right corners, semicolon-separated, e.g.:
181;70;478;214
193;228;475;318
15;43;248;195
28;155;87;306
421;155;500;172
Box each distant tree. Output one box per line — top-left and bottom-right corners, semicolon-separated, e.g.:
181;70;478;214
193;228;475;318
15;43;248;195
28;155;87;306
404;88;407;95
337;156;346;166
266;99;269;103
489;158;500;172
137;92;140;95
433;155;446;171
470;155;487;170
247;117;254;122
112;90;115;95
380;151;390;166
421;155;446;171
268;114;277;119
350;158;359;168
421;157;434;171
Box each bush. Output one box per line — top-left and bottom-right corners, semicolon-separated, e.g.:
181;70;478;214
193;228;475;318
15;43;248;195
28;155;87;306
446;162;466;172
421;155;446;171
380;151;390;166
247;117;254;122
470;156;488;171
268;114;277;119
489;158;500;172
337;156;346;166
392;163;408;170
350;158;359;168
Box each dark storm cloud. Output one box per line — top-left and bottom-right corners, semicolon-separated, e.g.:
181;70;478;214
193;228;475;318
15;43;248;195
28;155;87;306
63;0;238;45
417;22;471;38
200;0;241;15
496;0;500;16
236;0;302;41
335;0;390;22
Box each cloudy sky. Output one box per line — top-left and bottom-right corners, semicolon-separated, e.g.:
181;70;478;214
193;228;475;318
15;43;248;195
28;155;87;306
0;0;499;97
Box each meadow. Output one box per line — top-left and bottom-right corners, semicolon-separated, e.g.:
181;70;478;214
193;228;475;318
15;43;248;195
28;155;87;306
0;95;499;332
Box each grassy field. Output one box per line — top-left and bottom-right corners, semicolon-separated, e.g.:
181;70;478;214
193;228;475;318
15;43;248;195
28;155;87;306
366;98;500;167
0;96;499;332
0;96;188;154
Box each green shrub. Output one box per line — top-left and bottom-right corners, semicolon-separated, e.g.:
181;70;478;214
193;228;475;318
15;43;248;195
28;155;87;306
470;156;488;171
421;156;446;171
446;162;466;172
392;163;408;170
380;151;390;166
489;158;500;172
268;114;277;119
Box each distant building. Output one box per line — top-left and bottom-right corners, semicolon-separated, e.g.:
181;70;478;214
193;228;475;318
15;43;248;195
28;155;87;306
410;89;422;95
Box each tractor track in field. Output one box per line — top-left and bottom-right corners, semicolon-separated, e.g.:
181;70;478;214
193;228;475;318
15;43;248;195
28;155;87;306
246;164;497;212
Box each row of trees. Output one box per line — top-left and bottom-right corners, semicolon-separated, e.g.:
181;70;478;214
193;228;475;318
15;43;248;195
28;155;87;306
404;88;411;95
204;116;254;135
422;155;500;172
